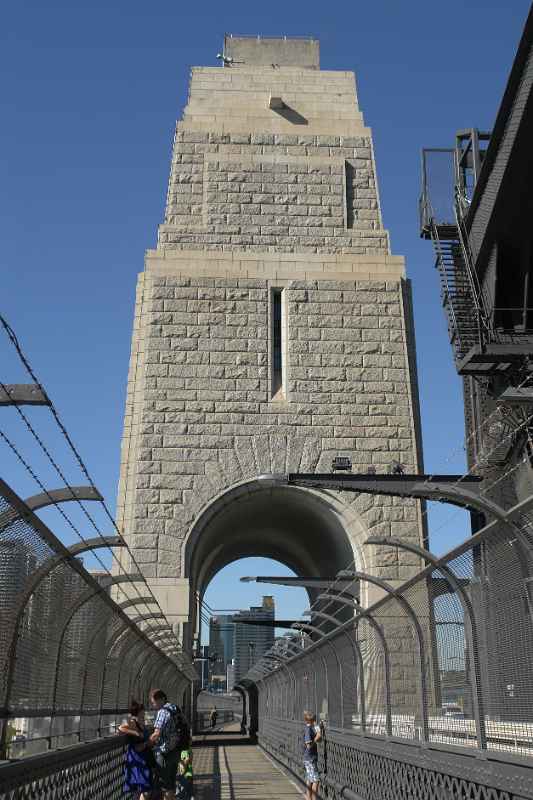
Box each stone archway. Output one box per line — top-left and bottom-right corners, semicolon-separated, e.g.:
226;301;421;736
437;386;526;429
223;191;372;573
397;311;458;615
183;475;370;649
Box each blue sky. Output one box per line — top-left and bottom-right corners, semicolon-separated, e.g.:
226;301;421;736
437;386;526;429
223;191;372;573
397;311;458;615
2;0;530;625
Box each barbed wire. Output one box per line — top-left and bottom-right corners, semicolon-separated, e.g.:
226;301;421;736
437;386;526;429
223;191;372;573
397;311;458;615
4;305;532;684
0;313;194;672
0;423;189;668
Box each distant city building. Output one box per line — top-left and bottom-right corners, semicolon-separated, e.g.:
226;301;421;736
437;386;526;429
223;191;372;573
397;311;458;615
208;617;224;681
233;596;275;686
199;645;210;690
208;614;235;685
218;615;235;668
226;660;236;692
209;614;234;682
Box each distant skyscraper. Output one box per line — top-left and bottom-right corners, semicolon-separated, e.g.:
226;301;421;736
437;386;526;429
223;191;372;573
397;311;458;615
209;614;235;672
226;660;236;692
218;615;235;668
233;596;275;686
208;617;225;680
199;645;210;690
209;614;236;685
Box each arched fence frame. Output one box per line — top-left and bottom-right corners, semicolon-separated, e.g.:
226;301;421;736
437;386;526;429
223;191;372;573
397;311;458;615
242;491;533;799
0;478;194;758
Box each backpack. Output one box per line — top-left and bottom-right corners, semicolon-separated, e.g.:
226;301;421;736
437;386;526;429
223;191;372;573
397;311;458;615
166;704;190;751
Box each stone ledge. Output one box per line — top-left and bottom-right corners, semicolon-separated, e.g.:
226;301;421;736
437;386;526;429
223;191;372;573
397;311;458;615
144;250;405;282
146;247;404;267
175;120;371;136
202;151;349;166
190;66;356;79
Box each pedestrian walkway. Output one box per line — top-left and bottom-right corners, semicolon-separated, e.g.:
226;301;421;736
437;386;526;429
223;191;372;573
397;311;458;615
193;729;301;799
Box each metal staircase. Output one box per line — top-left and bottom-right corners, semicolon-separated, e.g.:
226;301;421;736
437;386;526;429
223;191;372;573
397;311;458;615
429;218;483;364
418;132;530;378
421;135;533;381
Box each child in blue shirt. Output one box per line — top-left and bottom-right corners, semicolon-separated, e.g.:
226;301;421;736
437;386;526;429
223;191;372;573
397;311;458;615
303;711;322;799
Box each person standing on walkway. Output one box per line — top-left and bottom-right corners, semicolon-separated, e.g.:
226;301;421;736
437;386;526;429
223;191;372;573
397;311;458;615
118;700;154;800
149;689;184;800
209;707;218;728
302;711;322;800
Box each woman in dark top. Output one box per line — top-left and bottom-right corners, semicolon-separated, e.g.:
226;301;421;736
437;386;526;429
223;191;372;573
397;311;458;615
118;700;154;799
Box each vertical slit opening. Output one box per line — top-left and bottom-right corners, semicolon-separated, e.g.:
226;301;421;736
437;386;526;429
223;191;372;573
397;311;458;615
272;288;284;399
345;161;356;229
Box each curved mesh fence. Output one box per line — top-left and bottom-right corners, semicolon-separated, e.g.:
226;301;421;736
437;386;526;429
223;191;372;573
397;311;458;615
249;496;533;771
0;478;191;758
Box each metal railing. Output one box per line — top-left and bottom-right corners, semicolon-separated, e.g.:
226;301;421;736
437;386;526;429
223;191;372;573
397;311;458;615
0;735;128;800
244;494;533;798
0;478;191;759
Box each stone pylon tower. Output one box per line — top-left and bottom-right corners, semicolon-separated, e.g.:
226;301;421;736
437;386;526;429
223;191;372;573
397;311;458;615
117;36;426;642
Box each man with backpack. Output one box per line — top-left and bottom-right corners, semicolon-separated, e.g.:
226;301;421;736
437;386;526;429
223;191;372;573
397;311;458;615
149;689;191;800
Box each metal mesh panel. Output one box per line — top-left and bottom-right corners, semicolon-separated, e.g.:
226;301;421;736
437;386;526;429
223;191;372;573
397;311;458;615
390;584;434;740
428;564;475;747
118;635;147;708
52;581;101;714
281;668;292;719
293;658;313;716
467;530;533;752
313;650;328;721
253;499;533;771
270;670;284;718
135;649;161;702
336;633;361;731
0;480;189;757
323;644;342;727
358;616;388;736
100;619;130;709
0;736;127;799
79;600;112;711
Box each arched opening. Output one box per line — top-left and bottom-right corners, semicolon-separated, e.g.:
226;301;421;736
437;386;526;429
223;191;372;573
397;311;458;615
184;476;365;651
184;477;367;734
197;556;308;734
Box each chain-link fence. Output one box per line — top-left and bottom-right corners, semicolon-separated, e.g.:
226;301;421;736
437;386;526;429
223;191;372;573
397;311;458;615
0;478;192;759
246;494;533;793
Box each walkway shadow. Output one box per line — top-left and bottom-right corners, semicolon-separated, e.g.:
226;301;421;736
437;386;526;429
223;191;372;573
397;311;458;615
194;733;254;746
193;730;257;800
192;734;258;799
193;738;221;800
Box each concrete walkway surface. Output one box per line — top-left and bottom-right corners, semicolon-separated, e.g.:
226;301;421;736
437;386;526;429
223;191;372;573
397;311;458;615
193;730;302;799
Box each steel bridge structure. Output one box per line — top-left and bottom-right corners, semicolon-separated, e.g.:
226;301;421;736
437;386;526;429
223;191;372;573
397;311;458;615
241;477;533;800
2;406;533;800
3;310;533;800
0;372;196;797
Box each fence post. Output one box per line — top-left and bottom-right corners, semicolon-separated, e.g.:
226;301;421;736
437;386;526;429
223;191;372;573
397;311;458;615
367;537;489;749
342;572;429;742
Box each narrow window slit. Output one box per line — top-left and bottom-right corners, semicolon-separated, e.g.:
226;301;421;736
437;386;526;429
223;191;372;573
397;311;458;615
271;288;285;399
345;161;356;229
